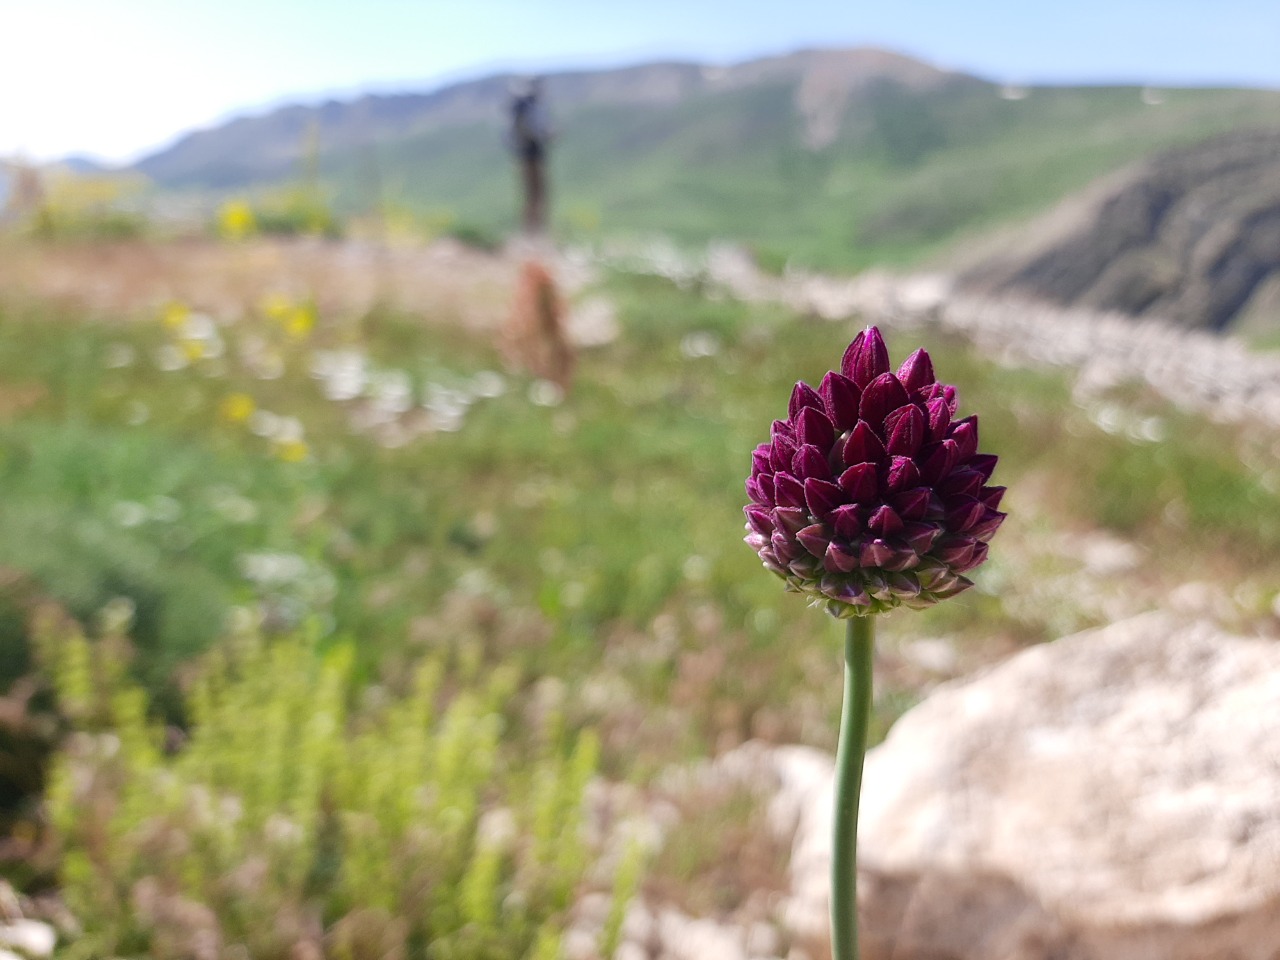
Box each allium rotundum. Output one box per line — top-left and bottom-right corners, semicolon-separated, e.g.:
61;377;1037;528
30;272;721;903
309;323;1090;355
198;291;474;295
744;326;1004;618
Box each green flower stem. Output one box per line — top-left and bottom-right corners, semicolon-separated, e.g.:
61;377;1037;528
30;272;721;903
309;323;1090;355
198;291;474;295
832;615;875;960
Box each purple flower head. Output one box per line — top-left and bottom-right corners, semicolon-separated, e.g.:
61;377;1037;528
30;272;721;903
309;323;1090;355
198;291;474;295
744;327;1005;618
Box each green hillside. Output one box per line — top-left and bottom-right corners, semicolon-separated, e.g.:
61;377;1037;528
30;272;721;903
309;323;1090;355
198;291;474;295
319;81;1280;271
137;51;1280;272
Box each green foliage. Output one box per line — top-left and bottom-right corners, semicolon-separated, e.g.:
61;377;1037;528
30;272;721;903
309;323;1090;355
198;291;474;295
6;261;1280;945
599;838;646;959
444;222;504;253
303;82;1280;270
19;170;151;242
253;186;342;238
39;612;596;960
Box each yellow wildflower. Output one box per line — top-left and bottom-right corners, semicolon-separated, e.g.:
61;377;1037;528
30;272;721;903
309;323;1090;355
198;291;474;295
276;439;309;463
260;292;293;322
220;393;256;424
218;199;257;241
161;302;190;331
284;304;316;339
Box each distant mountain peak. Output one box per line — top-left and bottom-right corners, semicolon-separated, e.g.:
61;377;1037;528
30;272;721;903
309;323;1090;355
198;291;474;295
131;46;968;187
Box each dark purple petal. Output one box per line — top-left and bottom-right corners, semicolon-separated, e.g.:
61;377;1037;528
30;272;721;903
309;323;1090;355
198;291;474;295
773;506;807;535
803;478;845;519
946;498;986;532
843;421;886;466
792;444;833;481
752;444;772;476
924;397;951;444
938;468;983;500
918;440;959;486
902;521;942;554
926;568;961;594
868;504;904;536
886;572;922;599
921;383;958;414
770;434;798;473
819;371;862;431
860;539;896;568
953;542;989;572
774;472;807;509
882;544;921;571
924;492;947;522
968;454;999;481
788;381;824;420
886;456;922;493
838;462;879;503
771;530;800;562
795;405;836;452
949;416;979;461
980;486;1006;510
885;404;925;456
891;487;931;521
756;474;776;505
968;510;1006;543
824;541;860;573
796;524;832;558
745;505;774;537
913;560;949;590
935;537;977;567
761;556;789;577
932;576;974;599
897;348;935;394
821;577;871;607
771;419;795;442
841;327;891;388
859;373;910;429
863;570;891;601
746;477;764;504
789;556;822;578
830;503;867;539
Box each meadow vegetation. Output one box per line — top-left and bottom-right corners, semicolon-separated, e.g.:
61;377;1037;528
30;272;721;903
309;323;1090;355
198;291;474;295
1;243;1278;954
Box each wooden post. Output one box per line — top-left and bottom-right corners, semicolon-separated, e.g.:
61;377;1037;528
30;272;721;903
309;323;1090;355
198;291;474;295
509;78;549;236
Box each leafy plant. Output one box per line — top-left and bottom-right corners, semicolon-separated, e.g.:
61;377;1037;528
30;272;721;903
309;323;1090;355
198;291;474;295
39;609;597;960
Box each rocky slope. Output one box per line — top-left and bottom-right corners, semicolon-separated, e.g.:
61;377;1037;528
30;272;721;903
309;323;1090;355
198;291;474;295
960;128;1280;331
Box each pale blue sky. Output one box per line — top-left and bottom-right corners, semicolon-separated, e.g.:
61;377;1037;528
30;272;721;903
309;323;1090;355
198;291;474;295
6;0;1279;162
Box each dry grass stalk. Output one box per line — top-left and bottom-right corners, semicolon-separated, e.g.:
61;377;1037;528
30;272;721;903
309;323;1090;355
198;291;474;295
501;257;575;391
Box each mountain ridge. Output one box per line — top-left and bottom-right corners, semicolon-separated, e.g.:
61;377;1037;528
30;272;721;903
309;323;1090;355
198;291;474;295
132;47;970;187
125;46;1280;302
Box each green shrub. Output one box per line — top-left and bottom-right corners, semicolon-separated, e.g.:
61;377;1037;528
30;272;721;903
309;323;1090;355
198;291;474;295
39;610;598;960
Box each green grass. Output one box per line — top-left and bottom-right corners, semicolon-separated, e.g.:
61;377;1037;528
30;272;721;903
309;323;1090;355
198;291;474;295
4;265;1280;949
147;78;1280;275
300;81;1280;273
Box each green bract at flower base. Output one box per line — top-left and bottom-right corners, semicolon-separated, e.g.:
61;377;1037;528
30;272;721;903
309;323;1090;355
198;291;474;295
742;326;1005;960
744;326;1004;618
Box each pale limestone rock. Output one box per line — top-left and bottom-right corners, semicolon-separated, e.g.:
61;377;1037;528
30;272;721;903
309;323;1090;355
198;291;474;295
854;611;1280;960
744;921;781;957
656;909;746;960
562;926;597;960
0;920;56;958
621;900;655;949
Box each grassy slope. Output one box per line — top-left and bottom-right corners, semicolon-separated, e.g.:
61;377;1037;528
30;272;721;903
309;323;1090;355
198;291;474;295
3;267;1278;750
4;259;1280;924
314;81;1280;271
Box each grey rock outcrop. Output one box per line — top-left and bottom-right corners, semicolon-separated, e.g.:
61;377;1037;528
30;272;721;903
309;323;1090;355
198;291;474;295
961;129;1280;331
856;611;1280;960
